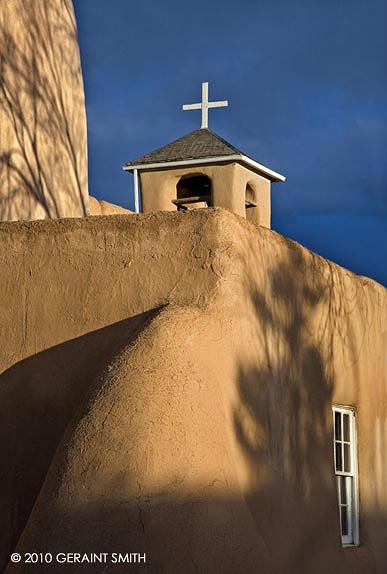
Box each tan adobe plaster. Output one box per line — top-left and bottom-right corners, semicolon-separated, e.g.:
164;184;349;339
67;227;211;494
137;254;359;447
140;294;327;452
140;162;271;227
0;210;386;573
88;196;134;215
0;0;88;221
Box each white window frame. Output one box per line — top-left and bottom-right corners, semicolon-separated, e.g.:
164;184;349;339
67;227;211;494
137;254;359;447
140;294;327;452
332;405;359;546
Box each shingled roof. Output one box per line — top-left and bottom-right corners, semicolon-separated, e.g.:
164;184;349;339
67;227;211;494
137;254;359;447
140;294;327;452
124;128;285;182
125;128;242;167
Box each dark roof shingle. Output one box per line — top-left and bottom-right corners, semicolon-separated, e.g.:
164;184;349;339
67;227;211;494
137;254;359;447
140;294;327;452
125;128;243;167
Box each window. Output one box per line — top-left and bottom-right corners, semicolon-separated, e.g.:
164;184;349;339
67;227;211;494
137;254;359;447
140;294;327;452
333;406;359;545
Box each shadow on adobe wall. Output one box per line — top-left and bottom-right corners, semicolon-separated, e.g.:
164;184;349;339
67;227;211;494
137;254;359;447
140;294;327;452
232;236;366;573
4;492;386;573
3;492;272;574
0;0;87;220
0;308;161;574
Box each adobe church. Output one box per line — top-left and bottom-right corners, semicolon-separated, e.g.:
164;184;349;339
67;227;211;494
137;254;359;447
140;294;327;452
0;2;386;574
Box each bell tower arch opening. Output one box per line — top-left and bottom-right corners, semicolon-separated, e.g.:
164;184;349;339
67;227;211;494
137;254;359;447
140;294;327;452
245;183;259;223
173;175;212;211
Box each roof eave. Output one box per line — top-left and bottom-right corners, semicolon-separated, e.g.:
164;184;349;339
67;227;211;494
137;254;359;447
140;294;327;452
239;155;286;182
123;154;285;183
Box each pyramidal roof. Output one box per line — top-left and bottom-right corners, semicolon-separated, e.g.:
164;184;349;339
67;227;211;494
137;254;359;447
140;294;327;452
125;128;241;166
124;128;285;182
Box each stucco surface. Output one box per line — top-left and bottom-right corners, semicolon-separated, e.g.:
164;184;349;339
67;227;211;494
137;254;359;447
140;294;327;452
0;0;88;220
0;210;386;573
88;196;134;215
140;162;271;227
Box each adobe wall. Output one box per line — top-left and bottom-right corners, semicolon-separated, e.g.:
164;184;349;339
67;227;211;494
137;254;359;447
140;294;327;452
0;210;386;573
0;0;88;221
88;196;134;215
140;163;271;227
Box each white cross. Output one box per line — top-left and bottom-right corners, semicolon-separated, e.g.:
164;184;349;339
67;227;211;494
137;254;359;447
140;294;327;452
182;82;228;129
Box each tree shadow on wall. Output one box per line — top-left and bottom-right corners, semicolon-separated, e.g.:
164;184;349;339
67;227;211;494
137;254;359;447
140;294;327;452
232;236;367;574
0;0;87;220
0;308;161;574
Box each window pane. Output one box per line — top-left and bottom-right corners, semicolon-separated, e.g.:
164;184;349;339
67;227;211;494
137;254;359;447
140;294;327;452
343;414;350;442
335;412;342;441
340;476;347;504
335;442;343;471
341;506;348;536
344;444;351;473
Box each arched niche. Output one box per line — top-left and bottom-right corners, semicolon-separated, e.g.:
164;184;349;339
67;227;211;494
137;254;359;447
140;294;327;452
173;175;212;211
245;183;259;224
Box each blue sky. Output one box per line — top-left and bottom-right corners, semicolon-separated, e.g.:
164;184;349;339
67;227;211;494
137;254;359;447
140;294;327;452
73;0;387;286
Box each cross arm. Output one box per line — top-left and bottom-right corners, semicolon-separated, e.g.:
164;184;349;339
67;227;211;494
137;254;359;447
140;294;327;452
208;100;228;108
182;103;202;110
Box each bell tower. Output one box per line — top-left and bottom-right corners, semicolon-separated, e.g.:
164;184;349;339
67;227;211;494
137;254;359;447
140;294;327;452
124;83;285;228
